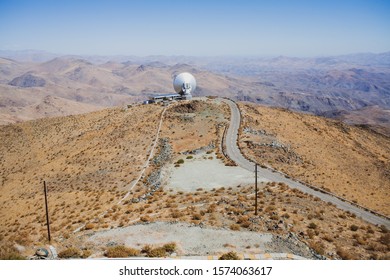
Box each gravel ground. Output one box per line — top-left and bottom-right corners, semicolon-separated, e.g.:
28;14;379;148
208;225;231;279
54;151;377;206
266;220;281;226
85;222;317;258
164;152;268;192
89;222;268;255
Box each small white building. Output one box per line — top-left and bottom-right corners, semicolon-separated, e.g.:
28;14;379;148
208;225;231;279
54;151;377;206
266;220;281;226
149;93;182;103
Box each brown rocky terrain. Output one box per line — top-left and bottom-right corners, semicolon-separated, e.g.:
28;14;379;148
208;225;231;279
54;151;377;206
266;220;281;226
0;103;164;247
1;52;389;134
1;99;389;260
238;102;390;216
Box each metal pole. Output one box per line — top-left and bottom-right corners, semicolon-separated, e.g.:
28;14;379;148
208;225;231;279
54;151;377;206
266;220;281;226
255;163;258;215
44;181;51;242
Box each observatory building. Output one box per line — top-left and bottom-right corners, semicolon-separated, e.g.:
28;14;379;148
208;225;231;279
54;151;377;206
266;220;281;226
173;72;196;100
147;72;196;104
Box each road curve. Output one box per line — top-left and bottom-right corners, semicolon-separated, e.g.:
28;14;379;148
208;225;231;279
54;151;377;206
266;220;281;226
220;98;390;229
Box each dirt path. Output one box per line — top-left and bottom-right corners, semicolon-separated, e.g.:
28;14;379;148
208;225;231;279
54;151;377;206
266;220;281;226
118;106;167;203
73;106;167;233
220;98;390;228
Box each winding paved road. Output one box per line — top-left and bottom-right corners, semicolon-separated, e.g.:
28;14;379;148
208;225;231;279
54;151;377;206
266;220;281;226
221;98;390;228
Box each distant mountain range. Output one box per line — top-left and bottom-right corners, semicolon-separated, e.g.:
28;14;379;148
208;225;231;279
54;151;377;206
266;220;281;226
0;50;389;134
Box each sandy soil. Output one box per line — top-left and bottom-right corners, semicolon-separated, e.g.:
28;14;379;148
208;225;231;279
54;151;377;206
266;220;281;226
164;152;265;192
85;221;319;258
238;102;390;216
87;222;271;256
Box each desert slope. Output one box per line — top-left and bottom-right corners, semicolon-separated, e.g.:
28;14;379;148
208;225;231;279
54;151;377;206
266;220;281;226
238;102;390;216
0;99;389;260
0;104;163;244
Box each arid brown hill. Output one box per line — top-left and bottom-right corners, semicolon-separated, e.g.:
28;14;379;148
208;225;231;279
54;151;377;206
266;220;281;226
0;104;163;245
0;99;389;260
1;54;389;131
238;102;390;216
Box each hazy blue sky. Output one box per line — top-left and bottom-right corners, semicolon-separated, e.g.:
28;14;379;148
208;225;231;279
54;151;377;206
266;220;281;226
0;0;389;56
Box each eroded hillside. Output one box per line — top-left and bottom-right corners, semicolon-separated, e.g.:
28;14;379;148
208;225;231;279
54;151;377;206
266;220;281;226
160;99;230;153
238;102;390;216
0;104;163;245
1;99;389;260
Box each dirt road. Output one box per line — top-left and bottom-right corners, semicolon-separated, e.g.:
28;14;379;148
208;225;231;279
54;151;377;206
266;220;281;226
221;98;390;228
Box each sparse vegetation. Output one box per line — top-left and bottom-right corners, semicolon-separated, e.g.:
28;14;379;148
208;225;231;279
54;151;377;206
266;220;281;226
309;241;325;256
0;243;25;260
230;224;240;231
0;98;388;261
147;247;167;258
141;245;152;255
219;251;240;260
85;223;95;230
350;225;359;231
145;243;177;258
239;102;390;216
105;246;140;258
0;105;164;246
336;247;354;260
162;242;177;254
308;222;317;229
58;247;82;259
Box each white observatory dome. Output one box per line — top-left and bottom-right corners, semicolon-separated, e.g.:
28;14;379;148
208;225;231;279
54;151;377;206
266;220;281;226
173;72;196;94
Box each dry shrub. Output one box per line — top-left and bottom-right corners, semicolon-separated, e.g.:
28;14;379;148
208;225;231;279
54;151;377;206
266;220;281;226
140;215;151;222
85;223;95;230
58;247;82;259
147;247;167;258
207;204;217;213
366;226;375;234
307;229;315;239
323;235;334;243
241;221;251;228
379;233;390;247
237;215;249;224
309;241;325;256
171;210;183;219
308;222;317;229
162;243;176;254
192;213;202;221
265;206;276;213
0;242;25;260
380;225;388;233
270;214;279;220
230;224;240;231
105;246;140;258
282;213;290;219
144;243;176;257
82;249;92;258
352;234;366;246
219;251;241;260
350;225;359;231
141;245;152;255
336;247;354;260
367;243;387;255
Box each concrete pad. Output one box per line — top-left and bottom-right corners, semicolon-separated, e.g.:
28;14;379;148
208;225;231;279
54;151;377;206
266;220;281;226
164;152;269;192
87;222;273;256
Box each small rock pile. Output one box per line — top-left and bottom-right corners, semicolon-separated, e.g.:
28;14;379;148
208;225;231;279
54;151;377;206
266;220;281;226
243;127;273;136
133;138;172;203
152;138;172;166
183;142;216;155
